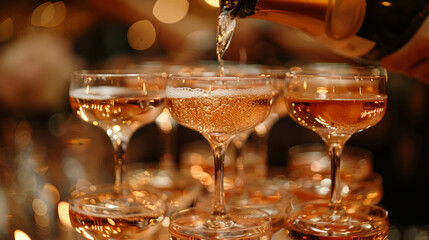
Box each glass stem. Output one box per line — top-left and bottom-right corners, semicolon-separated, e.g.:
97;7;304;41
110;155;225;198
158;126;176;170
204;134;232;228
328;143;343;209
112;138;127;187
213;142;227;215
232;134;246;196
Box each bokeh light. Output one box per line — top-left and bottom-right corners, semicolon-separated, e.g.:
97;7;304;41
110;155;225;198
31;1;66;28
31;2;51;26
153;0;189;24
57;201;72;227
204;0;219;8
32;199;48;216
0;17;14;42
127;20;156;50
44;1;67;27
14;230;31;240
43;183;60;203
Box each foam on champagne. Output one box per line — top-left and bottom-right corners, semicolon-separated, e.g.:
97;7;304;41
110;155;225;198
70;86;157;99
166;86;272;99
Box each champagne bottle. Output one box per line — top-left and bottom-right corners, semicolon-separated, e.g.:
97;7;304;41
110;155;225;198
220;0;429;63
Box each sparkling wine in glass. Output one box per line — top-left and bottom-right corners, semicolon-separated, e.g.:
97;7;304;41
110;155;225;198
166;73;274;239
68;70;167;239
68;185;166;239
286;144;384;206
226;69;290;234
283;63;389;239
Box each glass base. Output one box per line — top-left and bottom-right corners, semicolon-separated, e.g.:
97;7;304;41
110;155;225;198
126;166;203;214
284;200;389;240
69;184;166;240
169;207;272;240
196;183;290;234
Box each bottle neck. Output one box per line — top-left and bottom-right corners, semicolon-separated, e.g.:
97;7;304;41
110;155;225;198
221;0;429;60
220;0;330;20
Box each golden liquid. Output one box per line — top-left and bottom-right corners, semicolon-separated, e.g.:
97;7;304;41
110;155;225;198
285;223;389;240
284;203;389;240
69;86;164;133
285;96;387;134
217;11;236;76
69;208;163;240
167;89;272;135
169;222;271;240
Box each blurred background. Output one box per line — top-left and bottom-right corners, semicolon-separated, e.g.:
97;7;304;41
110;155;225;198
1;0;429;239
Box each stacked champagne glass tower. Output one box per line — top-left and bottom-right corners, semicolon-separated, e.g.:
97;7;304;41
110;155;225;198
66;62;389;240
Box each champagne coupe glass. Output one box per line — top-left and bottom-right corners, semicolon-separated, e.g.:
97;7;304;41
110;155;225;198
286;144;383;206
284;63;389;239
227;70;289;234
126;62;204;216
68;70;167;239
231;68;288;197
166;73;274;239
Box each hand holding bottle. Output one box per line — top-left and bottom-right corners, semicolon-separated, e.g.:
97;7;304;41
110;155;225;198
380;18;429;84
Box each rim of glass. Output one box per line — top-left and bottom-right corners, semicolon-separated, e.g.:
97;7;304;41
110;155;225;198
288;200;389;223
73;69;168;77
287;63;387;79
69;184;161;197
169;207;272;234
168;74;270;81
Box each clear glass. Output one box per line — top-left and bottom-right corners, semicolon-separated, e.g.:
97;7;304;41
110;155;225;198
69;184;166;239
226;69;289;234
287;144;383;206
166;73;274;239
125;163;202;215
284;63;389;238
285;200;389;239
68;70;167;239
169;207;272;240
231;68;288;197
128;62;205;216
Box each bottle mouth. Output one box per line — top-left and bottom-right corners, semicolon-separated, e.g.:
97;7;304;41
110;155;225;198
220;0;235;12
220;0;257;18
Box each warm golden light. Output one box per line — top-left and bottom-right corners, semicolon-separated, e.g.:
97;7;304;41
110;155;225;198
43;183;60;203
14;230;31;240
153;0;189;24
156;109;174;133
127;20;156;50
31;1;67;27
204;0;219;8
380;1;392;7
316;87;329;94
31;2;52;26
35;214;50;228
0;17;14;42
44;1;67;27
190;165;205;179
40;2;55;26
32;199;48;216
58;201;72;227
